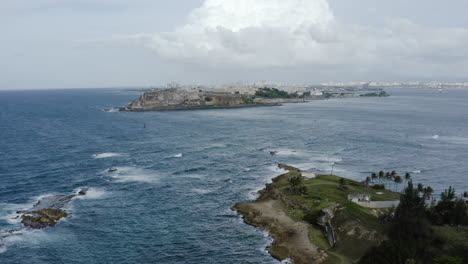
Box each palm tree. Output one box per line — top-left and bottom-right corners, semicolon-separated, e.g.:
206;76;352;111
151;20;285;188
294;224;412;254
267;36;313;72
371;173;377;184
423;186;434;200
417;183;424;194
394;175;403;192
365;176;371;187
405;172;411;187
378;171;384;184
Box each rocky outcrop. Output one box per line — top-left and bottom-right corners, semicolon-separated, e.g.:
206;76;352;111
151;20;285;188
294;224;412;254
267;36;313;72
16;188;88;229
121;91;277;111
21;208;68;229
316;204;338;247
0;189;89;251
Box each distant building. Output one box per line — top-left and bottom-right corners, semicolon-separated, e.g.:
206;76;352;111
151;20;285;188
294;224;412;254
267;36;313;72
347;193;371;203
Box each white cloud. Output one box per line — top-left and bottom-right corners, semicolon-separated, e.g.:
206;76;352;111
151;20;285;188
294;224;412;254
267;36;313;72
126;0;468;81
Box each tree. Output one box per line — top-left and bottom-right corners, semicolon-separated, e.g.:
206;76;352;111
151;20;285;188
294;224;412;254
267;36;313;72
441;186;455;202
288;174;307;195
405;172;411;187
422;186;433;200
359;181;436;264
339;178;346;187
371;173;377;184
378;171;385;183
394;176;403;192
365;176;371;187
417;183;424;193
453;199;467;227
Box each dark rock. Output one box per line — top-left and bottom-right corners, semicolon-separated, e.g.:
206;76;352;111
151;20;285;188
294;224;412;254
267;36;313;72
21;208;68;229
78;188;88;195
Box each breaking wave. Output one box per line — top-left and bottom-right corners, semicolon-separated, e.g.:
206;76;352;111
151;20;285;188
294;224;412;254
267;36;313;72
106;167;160;183
92;153;122;159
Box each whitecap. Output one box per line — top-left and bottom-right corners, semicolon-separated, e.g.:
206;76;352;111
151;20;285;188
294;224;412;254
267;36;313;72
102;107;120;113
0;203;30;225
0;228;48;254
431;135;440;139
108;167;159;183
173;153;183;158
191;188;214;195
412;170;422;174
73;188;109;200
180;174;205;179
92;153;122;159
274;149;306;157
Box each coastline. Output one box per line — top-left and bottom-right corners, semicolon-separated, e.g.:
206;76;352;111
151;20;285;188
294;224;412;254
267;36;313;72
120;102;282;112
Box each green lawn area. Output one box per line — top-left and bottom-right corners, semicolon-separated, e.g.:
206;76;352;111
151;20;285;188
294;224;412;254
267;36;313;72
273;173;400;221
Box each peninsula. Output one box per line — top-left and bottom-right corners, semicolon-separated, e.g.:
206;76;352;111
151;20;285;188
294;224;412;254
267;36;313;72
233;165;468;264
120;84;390;112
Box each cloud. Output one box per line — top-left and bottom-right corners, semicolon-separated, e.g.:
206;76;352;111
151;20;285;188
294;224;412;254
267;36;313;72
126;0;468;80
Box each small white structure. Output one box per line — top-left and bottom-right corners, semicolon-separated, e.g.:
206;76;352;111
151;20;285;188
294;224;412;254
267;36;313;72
347;193;371;203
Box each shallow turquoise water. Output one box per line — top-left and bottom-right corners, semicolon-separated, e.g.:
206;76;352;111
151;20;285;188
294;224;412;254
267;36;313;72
0;88;467;263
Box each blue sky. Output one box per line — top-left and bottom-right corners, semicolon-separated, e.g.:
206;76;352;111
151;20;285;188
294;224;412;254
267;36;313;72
1;0;468;90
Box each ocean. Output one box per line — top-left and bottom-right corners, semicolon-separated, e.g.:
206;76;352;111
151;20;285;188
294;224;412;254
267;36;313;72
0;87;467;263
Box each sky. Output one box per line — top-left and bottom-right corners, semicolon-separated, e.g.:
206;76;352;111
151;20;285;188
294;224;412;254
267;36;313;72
1;0;468;90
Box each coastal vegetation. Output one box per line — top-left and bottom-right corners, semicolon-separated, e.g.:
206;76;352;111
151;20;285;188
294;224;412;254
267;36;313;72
234;165;468;264
359;91;389;97
255;87;302;98
359;183;468;264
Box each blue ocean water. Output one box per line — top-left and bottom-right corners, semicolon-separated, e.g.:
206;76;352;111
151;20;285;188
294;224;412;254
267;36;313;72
0;88;467;263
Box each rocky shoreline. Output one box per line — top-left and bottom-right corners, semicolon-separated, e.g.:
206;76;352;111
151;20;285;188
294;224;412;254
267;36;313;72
232;166;327;264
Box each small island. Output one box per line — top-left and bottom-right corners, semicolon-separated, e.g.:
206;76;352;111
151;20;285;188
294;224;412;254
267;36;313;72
233;165;468;264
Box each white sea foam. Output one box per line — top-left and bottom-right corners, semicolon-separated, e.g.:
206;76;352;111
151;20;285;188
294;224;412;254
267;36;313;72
173;153;183;158
103;107;120;113
109;167;160;183
92;153;122;159
180;174;205;179
259;230;274;254
0;228;48;254
274;149;306;157
425;135;468;144
73;188;109;200
412;170;422;174
0;203;30;225
191;188;214;195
